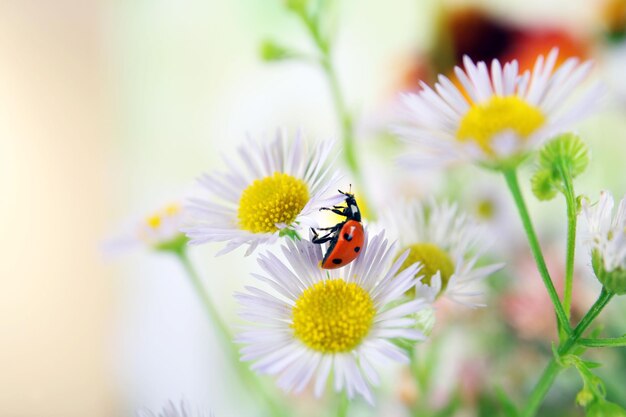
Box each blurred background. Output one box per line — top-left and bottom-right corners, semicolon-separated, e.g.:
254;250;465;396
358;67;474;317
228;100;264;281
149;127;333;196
1;0;626;416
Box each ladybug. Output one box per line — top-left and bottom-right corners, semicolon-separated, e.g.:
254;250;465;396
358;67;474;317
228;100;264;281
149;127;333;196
311;189;365;269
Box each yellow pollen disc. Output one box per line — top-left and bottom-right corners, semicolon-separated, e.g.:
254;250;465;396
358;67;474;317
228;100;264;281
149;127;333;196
457;96;545;154
292;279;375;353
476;199;496;220
398;243;455;290
164;203;181;216
238;172;309;234
146;214;162;229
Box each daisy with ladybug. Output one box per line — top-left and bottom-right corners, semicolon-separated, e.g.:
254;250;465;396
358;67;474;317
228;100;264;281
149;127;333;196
311;188;365;269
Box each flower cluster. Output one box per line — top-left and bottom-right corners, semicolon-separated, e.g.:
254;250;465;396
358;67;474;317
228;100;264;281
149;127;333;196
114;29;626;416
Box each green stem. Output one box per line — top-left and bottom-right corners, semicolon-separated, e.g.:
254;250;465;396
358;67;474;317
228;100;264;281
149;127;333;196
503;168;570;334
337;391;350;417
174;249;287;417
295;10;374;217
558;163;577;320
521;289;614;417
579;336;626;348
176;249;234;350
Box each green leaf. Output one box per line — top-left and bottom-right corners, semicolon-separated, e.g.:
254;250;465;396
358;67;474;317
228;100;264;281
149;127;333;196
586;400;626;417
495;386;520;417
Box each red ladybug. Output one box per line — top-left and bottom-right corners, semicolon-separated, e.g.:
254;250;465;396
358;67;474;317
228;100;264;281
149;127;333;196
311;189;365;269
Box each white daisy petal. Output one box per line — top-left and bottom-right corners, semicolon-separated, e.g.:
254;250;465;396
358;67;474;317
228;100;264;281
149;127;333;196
184;130;339;255
236;230;431;404
581;191;626;273
397;49;598;169
380;199;501;307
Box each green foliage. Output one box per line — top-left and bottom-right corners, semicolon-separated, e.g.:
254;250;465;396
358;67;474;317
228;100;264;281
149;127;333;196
531;169;558;201
278;227;302;241
530;133;589;201
154;233;189;254
259;40;293;62
586;400;626;417
592;249;626;295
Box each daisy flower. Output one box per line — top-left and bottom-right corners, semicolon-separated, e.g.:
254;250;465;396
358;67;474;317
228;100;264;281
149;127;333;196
581;191;626;294
105;202;188;254
184;130;341;255
381;200;504;306
137;399;213;417
236;230;429;404
396;48;601;168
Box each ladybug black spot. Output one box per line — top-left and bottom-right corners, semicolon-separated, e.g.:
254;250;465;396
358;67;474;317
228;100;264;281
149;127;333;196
343;233;353;241
332;258;343;265
354;246;360;253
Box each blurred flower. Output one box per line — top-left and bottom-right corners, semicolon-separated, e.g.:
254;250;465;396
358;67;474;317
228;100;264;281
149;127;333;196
601;0;626;40
235;231;429;404
396;49;599;169
105;202;188;254
382;200;503;306
183;130;341;255
396;6;590;92
500;246;591;340
137;399;213;417
582;191;626;293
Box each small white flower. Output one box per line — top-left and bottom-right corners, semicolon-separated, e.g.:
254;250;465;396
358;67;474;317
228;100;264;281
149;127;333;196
137;399;213;417
381;200;504;307
581;191;626;273
396;48;601;168
105;202;188;254
184;130;341;255
236;230;429;404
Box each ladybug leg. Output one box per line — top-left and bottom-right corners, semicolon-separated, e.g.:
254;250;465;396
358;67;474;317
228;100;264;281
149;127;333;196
311;230;336;244
320;207;346;217
310;224;341;244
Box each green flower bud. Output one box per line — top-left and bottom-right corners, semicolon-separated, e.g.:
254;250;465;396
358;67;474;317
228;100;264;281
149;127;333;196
531;169;558;201
531;132;589;201
587;401;626;417
538;132;589;178
592;250;626;295
414;307;436;337
259;40;292;62
577;387;595;407
285;0;309;12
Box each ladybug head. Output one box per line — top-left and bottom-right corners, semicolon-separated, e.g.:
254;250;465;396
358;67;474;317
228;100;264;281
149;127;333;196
339;188;361;222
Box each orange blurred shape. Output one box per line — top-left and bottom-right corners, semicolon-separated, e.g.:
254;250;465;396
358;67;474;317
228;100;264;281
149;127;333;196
500;29;590;72
398;6;590;99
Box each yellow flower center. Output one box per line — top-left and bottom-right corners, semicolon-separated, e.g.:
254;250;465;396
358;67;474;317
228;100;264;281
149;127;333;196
146;215;162;229
238;172;309;233
145;203;181;230
292;279;375;353
398;243;455;290
457;96;545;154
476;199;496;220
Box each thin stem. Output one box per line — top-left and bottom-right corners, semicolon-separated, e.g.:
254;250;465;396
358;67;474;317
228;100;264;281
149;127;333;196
558;162;577;319
502;168;570;334
174;249;287;417
579;336;626;348
176;249;235;353
337;391;350;417
521;289;614;417
295;10;374;217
